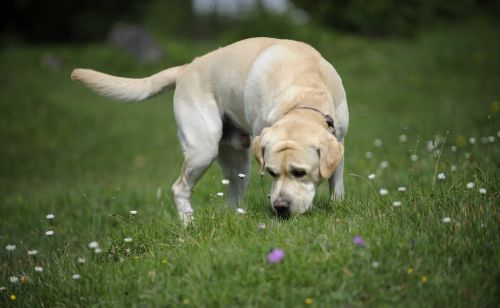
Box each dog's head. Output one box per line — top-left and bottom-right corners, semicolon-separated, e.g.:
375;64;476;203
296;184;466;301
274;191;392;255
253;119;343;216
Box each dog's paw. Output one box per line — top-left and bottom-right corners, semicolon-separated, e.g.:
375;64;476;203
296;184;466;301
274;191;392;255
179;209;194;226
331;192;344;202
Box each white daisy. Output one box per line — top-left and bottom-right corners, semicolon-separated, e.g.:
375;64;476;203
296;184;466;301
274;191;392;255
392;201;402;207
368;173;376;180
236;208;246;214
379;161;389;169
45;230;54;236
129;210;137;216
398;186;407;192
410;154;418;162
379;188;389;196
437;173;446;180
469;137;476;144
373;139;383;147
156;187;162;199
450;145;457;152
466;182;475;189
77;257;86;264
5;244;16;251
238;173;246;179
364;151;373;159
27;250;38;256
464;153;471;159
216;192;224;197
46;213;55;220
34;266;43;272
479;188;487;194
258;223;266;230
72;274;81;280
372;261;380;268
9;276;19;284
221;179;230;185
94;248;102;254
450;165;458;172
399;134;407;142
442;217;451;224
88;241;99;249
426;140;436;152
124;237;133;243
0;286;6;291
487;136;495;143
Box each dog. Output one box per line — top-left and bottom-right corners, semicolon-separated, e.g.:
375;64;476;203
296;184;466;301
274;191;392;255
71;37;349;224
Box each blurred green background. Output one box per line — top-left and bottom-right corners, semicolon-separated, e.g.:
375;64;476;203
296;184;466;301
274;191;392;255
1;1;499;306
2;0;500;42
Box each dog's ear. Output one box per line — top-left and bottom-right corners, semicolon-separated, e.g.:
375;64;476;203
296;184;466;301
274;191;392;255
252;128;268;175
318;133;344;179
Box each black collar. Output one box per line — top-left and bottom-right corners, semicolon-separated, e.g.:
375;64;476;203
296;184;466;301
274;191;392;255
288;106;337;136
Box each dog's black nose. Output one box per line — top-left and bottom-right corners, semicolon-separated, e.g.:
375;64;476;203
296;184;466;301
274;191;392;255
273;198;290;217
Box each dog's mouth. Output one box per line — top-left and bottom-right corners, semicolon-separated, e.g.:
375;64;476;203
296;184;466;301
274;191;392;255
270;199;314;219
274;206;291;218
268;192;315;217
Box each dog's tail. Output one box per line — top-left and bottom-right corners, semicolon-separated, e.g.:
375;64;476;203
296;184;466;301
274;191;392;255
71;65;186;102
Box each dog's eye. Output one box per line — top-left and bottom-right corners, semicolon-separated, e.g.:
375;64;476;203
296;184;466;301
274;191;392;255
266;168;279;178
290;169;306;178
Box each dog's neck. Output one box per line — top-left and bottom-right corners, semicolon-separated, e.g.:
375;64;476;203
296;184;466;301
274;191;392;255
288;106;336;136
283;107;337;137
264;84;335;134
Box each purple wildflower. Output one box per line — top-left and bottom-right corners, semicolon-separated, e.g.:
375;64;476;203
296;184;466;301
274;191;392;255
353;235;366;247
267;248;285;263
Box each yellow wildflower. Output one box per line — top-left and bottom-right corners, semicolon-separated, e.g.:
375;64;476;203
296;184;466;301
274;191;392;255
182;298;190;305
421;276;428;283
491;101;500;113
10;294;17;301
455;135;466;147
21;275;30;284
407;267;414;274
305;297;314;305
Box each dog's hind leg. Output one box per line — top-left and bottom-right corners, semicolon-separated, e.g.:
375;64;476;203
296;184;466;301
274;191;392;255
171;94;222;225
217;119;252;206
217;144;251;206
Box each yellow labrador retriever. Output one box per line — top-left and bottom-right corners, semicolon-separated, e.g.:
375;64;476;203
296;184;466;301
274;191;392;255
71;37;348;224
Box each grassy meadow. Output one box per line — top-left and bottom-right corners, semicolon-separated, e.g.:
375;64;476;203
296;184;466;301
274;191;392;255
1;18;499;306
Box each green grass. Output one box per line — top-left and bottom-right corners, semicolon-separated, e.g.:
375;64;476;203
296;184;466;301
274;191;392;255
1;18;500;306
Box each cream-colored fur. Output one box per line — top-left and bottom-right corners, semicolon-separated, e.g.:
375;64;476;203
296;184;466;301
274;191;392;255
72;37;349;224
71;66;185;101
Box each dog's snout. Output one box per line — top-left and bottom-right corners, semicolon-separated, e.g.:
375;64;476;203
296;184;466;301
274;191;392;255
273;198;291;217
273;198;289;209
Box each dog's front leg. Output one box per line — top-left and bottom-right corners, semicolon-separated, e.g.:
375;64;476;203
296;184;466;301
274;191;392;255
329;100;348;202
329;155;344;201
